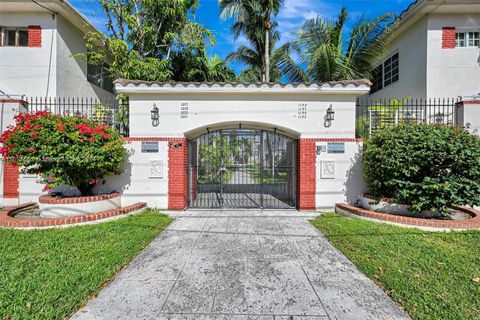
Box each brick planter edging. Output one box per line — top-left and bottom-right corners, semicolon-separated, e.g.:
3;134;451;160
336;203;480;230
0;202;147;228
39;193;120;204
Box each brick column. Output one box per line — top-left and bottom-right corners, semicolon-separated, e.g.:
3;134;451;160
3;163;19;200
28;25;42;47
1;99;27;206
297;139;316;211
442;27;456;49
168;138;187;210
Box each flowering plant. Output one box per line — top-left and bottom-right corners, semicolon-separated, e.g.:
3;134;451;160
0;111;126;196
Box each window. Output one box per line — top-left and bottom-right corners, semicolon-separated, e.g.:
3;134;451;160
87;63;114;93
370;52;399;94
456;31;479;48
1;27;28;47
370;65;383;94
384;53;399;87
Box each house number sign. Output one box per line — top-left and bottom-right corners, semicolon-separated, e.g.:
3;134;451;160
296;103;308;119
180;102;189;119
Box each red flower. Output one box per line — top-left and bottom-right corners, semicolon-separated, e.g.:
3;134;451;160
42;185;53;191
29;147;36;153
56;124;64;131
22;122;32;132
89;137;96;143
31;132;39;139
88;178;100;185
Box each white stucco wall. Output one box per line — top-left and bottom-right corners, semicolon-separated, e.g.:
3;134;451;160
0;12;57;97
128;92;359;139
367;16;428;100
315;142;365;210
121;87;369;210
101;141;169;208
56;15;113;99
426;14;480;98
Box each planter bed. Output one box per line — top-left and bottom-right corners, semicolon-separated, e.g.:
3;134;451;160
0;202;147;229
336;202;480;231
39;193;121;218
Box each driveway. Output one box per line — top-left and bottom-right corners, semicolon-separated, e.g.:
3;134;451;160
72;210;409;320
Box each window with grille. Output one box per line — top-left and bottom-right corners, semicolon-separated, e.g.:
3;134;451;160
369;52;399;94
370;65;383;94
1;27;28;46
456;31;480;47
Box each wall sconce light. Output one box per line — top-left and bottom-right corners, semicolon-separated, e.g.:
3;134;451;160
324;104;335;127
151;103;159;127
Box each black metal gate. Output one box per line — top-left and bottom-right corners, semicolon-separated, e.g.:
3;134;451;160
187;129;297;209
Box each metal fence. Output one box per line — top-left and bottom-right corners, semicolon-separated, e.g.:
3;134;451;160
26;96;129;136
356;98;460;138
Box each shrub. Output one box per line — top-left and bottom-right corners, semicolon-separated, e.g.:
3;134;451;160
363;124;480;214
0;111;126;196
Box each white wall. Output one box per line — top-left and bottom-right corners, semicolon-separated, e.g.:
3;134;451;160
56;15;113;99
104;141;169;208
427;14;480;98
368;16;428;100
0;12;57;97
128;92;359;139
315;142;365;210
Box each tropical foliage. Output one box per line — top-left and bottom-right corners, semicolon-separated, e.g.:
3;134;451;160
81;0;235;83
219;0;302;82
293;7;394;82
0;112;125;196
363;124;480;214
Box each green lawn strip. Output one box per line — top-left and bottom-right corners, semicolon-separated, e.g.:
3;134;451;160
0;209;171;320
311;213;480;320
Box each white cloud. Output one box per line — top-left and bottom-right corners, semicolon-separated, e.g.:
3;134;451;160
276;0;337;44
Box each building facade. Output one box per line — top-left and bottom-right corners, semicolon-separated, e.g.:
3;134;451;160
0;0;113;98
368;0;480;100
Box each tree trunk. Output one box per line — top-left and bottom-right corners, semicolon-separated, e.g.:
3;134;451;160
265;27;270;83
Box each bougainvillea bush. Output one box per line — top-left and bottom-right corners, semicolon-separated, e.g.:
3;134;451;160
363;124;480;214
0;111;125;196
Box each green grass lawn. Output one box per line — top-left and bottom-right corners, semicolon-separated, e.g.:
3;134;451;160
312;213;480;320
0;210;171;320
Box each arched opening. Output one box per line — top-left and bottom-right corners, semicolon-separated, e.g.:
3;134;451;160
187;128;297;209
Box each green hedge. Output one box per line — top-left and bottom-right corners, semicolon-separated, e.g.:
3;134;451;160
363;124;480;214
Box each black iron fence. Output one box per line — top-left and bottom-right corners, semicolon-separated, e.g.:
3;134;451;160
356;97;460;138
26;96;129;136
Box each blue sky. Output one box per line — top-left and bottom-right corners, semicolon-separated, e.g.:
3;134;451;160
71;0;414;72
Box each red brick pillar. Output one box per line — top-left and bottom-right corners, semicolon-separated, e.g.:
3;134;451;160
168;138;187;210
442;27;456;49
3;163;19;200
28;25;42;47
297;139;316;211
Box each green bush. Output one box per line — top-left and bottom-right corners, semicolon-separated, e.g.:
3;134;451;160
0;111;125;196
363;124;480;214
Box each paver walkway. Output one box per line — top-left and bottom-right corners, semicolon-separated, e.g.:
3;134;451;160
72;210;410;320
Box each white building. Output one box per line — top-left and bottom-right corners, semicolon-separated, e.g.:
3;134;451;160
368;0;480;100
0;0;113;98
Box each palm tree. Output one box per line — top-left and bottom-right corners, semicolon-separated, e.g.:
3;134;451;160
219;0;285;82
294;7;394;82
188;52;236;82
227;42;302;82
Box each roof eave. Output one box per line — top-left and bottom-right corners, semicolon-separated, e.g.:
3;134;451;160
114;84;371;96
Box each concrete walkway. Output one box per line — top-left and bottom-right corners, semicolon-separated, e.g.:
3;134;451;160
72;210;410;320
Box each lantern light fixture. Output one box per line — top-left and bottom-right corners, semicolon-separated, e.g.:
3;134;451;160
151;103;159;127
324;104;335;127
